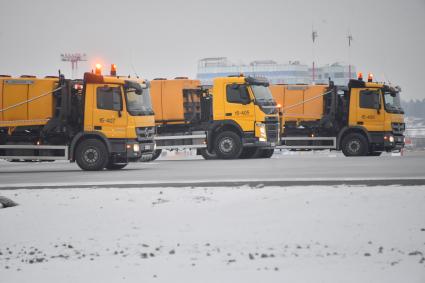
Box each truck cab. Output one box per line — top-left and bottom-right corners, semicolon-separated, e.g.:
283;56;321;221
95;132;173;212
343;79;405;155
210;76;279;158
80;73;156;168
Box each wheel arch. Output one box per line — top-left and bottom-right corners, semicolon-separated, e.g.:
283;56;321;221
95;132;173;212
207;120;244;151
70;131;112;161
337;126;371;150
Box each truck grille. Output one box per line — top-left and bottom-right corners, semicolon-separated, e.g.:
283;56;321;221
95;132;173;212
136;127;155;143
391;122;405;135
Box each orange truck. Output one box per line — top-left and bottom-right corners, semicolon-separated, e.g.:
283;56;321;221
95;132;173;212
0;65;156;170
148;75;279;160
270;75;405;156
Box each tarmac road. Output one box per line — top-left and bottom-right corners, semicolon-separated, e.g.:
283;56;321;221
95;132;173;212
0;152;424;189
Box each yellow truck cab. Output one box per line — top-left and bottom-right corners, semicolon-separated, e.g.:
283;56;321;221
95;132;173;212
270;74;405;156
210;76;279;158
0;66;156;170
343;77;405;155
150;75;279;160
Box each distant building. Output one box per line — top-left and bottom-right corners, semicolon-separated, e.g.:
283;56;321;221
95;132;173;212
404;117;425;149
315;62;357;85
196;57;356;86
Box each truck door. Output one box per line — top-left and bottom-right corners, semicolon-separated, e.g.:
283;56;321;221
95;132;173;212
354;88;385;132
224;83;255;132
92;85;128;138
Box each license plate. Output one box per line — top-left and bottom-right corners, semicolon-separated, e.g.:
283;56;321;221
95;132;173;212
145;145;151;150
271;142;276;146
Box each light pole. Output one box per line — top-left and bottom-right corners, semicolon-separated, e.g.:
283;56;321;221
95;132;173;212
60;53;87;79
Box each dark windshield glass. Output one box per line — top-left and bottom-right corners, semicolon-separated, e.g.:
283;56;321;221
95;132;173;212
250;85;277;114
125;85;154;116
384;91;403;114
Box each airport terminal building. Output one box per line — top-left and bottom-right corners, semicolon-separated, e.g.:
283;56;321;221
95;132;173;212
196;57;356;86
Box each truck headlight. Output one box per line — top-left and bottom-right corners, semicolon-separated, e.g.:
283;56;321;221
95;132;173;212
256;123;266;134
389;136;394;143
133;143;140;152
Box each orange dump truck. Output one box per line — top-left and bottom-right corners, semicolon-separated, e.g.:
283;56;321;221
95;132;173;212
270;77;405;156
0;67;156;170
148;76;279;160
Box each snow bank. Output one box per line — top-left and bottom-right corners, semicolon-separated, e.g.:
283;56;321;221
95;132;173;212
0;185;424;283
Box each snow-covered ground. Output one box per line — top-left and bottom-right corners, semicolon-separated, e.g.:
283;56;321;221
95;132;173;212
1;185;424;283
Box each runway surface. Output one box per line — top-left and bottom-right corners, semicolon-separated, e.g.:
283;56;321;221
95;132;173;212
1;152;424;188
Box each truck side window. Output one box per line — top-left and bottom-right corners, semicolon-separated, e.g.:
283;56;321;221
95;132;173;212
359;90;380;109
97;86;122;111
226;84;250;104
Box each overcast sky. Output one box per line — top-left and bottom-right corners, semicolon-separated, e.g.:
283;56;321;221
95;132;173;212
1;0;424;100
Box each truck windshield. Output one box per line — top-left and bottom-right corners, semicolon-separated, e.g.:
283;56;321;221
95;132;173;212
250;85;277;114
383;91;404;114
125;85;154;116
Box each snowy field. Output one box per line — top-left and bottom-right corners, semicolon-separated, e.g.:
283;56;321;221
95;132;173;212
1;185;424;283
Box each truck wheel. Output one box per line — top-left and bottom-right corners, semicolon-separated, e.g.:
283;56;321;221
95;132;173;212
75;139;109;171
105;162;128;170
200;148;217;160
239;147;258;159
214;131;242;159
258;148;275;158
341;133;368;157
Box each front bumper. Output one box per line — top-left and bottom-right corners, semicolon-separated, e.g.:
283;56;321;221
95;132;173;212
242;137;277;148
126;141;155;160
370;132;405;152
384;135;405;151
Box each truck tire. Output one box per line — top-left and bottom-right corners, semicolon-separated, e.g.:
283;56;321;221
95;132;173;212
200;148;217;160
75;139;109;171
341;133;369;157
105;162;128;170
214;131;243;159
239;147;258;159
258;148;275;158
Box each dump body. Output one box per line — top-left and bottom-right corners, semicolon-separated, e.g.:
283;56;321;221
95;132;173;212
0;77;58;127
151;79;201;123
270;84;327;122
